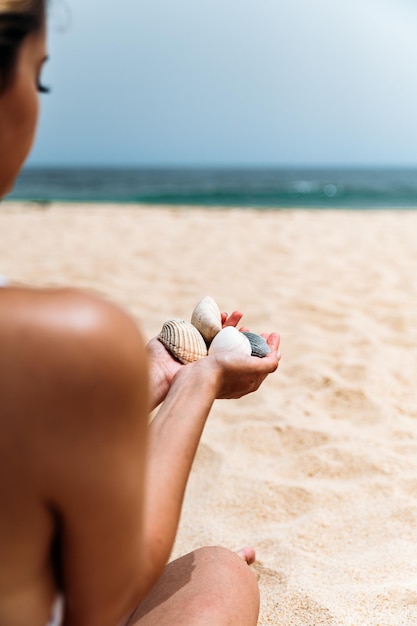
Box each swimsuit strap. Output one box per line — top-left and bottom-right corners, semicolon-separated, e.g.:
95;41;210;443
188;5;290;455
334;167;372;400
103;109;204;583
47;596;64;626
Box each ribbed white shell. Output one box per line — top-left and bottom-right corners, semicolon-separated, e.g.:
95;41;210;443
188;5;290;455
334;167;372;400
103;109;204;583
158;319;208;364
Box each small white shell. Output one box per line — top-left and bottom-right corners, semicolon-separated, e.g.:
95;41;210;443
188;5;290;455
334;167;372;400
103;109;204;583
191;296;222;345
158;319;208;364
208;326;252;356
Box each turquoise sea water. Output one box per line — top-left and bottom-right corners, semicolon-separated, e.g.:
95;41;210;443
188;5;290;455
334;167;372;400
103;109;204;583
6;166;417;208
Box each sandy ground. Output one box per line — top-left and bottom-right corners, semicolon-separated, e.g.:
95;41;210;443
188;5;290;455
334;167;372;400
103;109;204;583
2;201;417;625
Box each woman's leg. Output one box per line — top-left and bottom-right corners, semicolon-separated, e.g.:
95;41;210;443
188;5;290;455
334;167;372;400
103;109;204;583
126;546;260;626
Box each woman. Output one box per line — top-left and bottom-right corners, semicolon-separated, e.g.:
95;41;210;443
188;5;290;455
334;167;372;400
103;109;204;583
0;2;281;625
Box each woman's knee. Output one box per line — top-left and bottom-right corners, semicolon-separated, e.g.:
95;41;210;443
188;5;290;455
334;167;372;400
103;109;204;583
126;546;260;626
190;546;260;622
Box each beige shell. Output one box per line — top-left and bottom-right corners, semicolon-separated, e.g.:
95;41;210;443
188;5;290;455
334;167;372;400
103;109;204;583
208;326;252;356
191;296;222;345
158;319;208;364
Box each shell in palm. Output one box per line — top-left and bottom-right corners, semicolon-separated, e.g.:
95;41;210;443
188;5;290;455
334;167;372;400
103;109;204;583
242;332;270;358
158;319;208;364
191;296;222;345
208;326;252;356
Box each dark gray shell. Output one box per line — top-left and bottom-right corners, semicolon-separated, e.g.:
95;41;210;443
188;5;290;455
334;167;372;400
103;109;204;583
242;332;271;358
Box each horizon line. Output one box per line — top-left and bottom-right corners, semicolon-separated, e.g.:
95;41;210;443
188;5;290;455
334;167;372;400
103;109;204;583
22;163;417;170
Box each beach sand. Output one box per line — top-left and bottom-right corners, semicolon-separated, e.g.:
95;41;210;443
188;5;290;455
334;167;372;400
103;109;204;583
2;201;417;625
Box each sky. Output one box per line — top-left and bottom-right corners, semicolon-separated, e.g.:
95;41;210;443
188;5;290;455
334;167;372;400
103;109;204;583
28;0;417;167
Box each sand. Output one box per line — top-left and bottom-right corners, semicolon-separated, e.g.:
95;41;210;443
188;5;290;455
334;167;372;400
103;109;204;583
2;201;417;625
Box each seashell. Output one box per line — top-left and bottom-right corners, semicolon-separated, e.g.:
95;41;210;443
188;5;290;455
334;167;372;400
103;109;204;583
208;326;252;356
158;319;208;364
242;332;271;358
191;296;222;345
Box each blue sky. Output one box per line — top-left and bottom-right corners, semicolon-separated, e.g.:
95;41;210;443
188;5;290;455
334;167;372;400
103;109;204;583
28;0;417;167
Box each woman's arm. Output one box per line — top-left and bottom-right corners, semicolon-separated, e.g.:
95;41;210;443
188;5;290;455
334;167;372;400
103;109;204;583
141;334;280;580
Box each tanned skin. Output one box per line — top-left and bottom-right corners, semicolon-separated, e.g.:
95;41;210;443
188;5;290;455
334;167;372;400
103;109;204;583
0;287;280;626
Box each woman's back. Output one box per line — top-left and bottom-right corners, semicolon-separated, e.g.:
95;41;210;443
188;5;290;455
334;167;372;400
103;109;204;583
0;288;61;625
0;287;149;626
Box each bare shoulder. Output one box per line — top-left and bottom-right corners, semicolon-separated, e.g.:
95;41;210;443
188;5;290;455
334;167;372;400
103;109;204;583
0;286;149;446
0;285;145;363
0;284;146;368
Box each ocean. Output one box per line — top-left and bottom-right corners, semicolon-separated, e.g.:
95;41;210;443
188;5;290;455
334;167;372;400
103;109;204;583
6;166;417;209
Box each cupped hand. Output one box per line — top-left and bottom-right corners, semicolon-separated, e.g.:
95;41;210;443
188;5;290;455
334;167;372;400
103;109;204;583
147;310;242;390
147;310;281;407
146;337;185;409
194;331;281;400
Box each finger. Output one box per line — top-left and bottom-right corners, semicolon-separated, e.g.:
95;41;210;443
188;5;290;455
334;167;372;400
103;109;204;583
236;546;256;565
222;310;243;328
239;326;250;333
262;354;280;374
256;346;280;373
263;332;280;352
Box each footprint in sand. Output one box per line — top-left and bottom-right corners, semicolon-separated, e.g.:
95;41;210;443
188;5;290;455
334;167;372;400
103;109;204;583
259;590;336;625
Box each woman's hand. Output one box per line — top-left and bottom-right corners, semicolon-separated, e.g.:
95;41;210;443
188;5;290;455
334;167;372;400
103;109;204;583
146;310;245;409
146;337;184;410
146;310;280;408
191;331;281;400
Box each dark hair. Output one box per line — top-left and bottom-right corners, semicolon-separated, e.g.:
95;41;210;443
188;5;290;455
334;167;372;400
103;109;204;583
0;0;46;93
